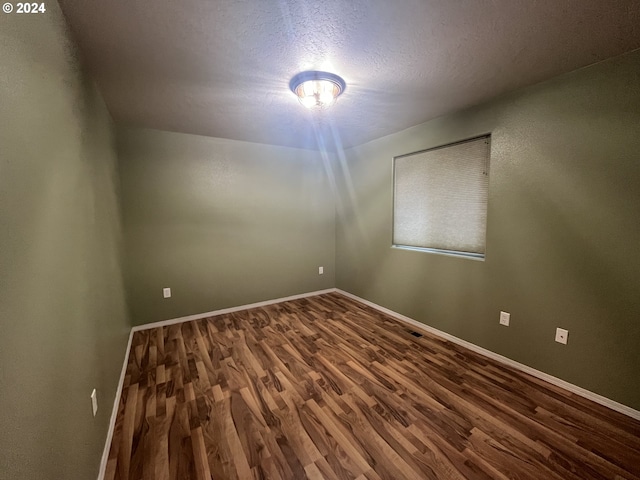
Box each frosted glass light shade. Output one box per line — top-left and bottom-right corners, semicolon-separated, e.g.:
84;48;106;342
290;71;346;109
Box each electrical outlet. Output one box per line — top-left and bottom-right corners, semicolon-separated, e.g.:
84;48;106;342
318;266;324;275
163;287;171;298
555;328;569;345
499;311;510;326
90;389;98;417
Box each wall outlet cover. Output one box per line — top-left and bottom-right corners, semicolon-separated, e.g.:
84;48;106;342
499;311;510;326
319;266;324;275
163;287;171;298
555;328;569;345
90;389;98;417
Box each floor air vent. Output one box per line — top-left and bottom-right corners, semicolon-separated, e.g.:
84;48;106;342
409;331;423;338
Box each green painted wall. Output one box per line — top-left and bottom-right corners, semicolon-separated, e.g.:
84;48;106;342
334;49;640;410
0;6;130;479
117;127;335;325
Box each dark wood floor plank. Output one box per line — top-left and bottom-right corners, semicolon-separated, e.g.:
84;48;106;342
106;292;640;479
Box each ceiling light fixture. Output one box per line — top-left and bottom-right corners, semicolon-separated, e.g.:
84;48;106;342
289;71;346;109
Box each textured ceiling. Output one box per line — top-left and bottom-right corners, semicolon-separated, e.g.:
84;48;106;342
58;0;640;150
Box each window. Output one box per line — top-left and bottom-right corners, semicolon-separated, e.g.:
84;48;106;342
392;135;490;259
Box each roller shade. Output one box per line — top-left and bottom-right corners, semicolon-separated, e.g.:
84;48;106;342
393;135;490;257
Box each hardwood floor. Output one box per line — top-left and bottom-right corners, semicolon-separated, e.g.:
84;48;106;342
105;292;640;479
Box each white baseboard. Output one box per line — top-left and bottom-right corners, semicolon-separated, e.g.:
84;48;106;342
131;288;338;332
336;289;640;421
97;327;134;480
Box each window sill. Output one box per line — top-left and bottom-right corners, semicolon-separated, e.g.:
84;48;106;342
391;244;485;261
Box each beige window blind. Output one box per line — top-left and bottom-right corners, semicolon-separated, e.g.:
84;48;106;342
393;135;490;258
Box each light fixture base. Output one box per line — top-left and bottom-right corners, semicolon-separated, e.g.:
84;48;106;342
289;71;346;109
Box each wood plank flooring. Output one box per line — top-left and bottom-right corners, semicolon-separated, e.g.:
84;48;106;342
105;292;640;479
